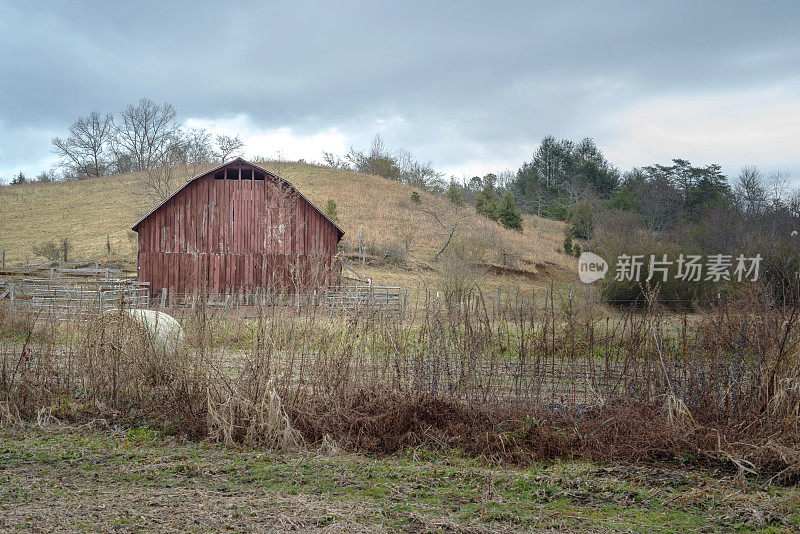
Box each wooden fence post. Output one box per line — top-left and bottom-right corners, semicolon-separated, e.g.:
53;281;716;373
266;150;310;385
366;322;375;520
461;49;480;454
161;288;167;308
360;228;365;267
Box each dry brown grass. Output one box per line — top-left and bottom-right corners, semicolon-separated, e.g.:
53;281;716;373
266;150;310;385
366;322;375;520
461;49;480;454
0;161;575;292
0;163;212;267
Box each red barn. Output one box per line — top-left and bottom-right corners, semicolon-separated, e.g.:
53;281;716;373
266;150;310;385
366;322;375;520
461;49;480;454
132;158;343;297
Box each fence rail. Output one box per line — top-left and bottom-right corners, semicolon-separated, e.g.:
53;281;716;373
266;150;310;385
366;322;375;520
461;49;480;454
324;285;403;312
0;272;150;320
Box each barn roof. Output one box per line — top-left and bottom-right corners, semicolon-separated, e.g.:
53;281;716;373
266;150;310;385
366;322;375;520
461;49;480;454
130;157;344;239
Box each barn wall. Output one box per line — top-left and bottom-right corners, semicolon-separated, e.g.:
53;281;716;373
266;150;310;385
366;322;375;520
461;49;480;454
136;163;340;296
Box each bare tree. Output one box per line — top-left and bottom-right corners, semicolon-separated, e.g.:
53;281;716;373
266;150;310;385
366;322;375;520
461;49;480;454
734;166;767;218
180;128;215;164
397;148;444;189
767;170;791;211
346;134;443;189
137;161;183;205
51;111;114;178
414;196;469;259
494;169;515;191
322;151;350;170
216;134;244;162
112;99;181;172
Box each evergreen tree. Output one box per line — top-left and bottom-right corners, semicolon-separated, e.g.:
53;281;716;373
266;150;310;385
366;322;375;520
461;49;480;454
324;199;339;223
563;232;574;255
688;165;730;213
475;187;498;220
497;192;523;231
512;136;618;215
445;180;464;206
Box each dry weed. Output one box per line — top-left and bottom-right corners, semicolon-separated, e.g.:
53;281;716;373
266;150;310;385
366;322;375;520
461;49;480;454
1;287;798;478
207;382;303;450
0;400;22;428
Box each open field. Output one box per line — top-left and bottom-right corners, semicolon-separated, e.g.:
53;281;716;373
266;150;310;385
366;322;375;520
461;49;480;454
0;162;575;297
2;426;799;532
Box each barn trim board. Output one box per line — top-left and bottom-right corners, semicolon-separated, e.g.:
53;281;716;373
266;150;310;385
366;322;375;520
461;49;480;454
132;158;344;297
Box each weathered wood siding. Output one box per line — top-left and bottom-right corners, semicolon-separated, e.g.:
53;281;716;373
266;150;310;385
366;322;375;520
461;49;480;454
135;161;341;296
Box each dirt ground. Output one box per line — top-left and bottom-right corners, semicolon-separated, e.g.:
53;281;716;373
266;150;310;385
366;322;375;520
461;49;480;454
1;425;798;532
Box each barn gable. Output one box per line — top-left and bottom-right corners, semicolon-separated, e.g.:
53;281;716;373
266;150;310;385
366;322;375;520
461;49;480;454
131;157;344;238
132;158;344;296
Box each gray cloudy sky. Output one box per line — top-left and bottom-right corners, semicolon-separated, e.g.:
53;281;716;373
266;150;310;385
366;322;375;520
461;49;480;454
1;0;799;182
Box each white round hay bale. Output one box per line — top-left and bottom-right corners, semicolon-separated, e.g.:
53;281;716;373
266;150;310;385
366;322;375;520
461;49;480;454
98;308;184;354
125;309;184;354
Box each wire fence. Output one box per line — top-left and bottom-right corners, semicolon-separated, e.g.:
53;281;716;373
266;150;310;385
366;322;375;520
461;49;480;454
0;262;149;321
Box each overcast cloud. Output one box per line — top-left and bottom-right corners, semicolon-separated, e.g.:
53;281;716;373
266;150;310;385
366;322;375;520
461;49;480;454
1;0;799;182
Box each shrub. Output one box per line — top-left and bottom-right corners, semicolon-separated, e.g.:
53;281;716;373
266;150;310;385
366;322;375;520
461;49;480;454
475;188;498;220
597;245;718;309
497;192;523;231
399;222;418;252
436;251;479;312
324;199;339;223
410;191;421;203
569;201;594;239
495;246;521;268
563;233;574;255
373;240;407;265
31;238;73;262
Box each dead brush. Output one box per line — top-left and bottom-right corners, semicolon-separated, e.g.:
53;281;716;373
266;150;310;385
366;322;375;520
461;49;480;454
663;392;697;431
207;381;303;450
765;374;800;434
80;310;179;408
0;399;22;427
2;283;800;478
36;405;61;428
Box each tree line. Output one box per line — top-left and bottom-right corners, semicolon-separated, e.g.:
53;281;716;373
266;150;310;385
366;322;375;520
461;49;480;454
8;112;798;306
499;136;798;307
331;133;798;306
6;98;245;184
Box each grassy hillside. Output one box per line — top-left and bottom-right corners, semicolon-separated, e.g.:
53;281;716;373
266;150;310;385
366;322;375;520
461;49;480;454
0;161;575;294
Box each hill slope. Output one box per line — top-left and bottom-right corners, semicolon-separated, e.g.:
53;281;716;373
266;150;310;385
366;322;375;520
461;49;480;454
0;161;575;294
